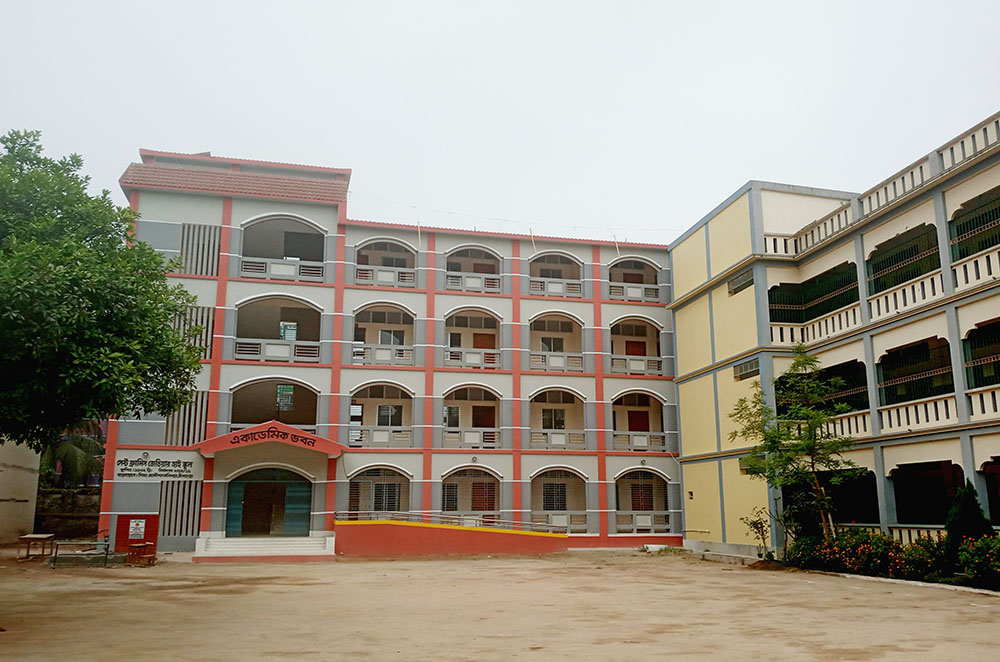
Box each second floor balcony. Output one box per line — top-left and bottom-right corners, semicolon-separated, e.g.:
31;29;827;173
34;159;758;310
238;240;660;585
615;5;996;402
442;387;500;448
230;378;318;434
611;392;670;452
348;383;414;448
529;389;586;449
610;319;663;375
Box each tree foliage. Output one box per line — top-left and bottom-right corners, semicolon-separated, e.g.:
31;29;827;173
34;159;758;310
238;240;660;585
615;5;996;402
0;130;203;451
729;345;863;541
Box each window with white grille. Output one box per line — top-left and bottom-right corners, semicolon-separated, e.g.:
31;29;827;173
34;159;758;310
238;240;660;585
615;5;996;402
442;483;458;511
542;483;567;511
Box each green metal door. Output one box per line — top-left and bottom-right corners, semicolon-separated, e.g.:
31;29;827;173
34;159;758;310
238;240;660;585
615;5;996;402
284;482;312;536
225;481;245;537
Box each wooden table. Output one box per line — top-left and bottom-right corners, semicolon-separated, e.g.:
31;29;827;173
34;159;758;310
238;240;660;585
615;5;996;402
18;533;55;560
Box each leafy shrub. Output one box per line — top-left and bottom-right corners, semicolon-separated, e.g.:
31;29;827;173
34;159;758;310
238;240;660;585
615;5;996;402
895;534;947;582
958;536;1000;590
944;481;994;566
785;530;902;577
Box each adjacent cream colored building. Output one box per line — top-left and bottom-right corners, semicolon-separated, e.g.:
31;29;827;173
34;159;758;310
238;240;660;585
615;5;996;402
674;111;1000;554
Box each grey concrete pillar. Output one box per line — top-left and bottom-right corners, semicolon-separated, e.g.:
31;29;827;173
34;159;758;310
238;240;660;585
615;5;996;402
960;431;990;512
586;482;601;534
874;445;896;530
932;191;956;295
863;335;882;435
853;234;871;325
229;227;243;278
946;305;971;423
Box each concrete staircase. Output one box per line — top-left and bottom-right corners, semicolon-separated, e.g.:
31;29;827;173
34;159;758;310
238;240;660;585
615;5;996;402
194;536;335;561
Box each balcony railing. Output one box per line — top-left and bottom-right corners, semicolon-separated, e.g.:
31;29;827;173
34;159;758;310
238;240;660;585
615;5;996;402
770;303;863;347
953;243;1000;292
610;355;662;375
439;511;502;527
529;430;586;450
968;384;1000;422
240;257;325;282
234;338;321;362
529;351;584;372
442;427;500;448
528;277;583;297
868;270;944;321
355;265;416;287
445;272;501;292
444;348;500;368
612;432;669;452
352;343;415;366
347;426;413;448
609;282;660;302
878;393;957;432
530;511;589;533
821;410;872;439
758;113;1000;261
615;510;672;534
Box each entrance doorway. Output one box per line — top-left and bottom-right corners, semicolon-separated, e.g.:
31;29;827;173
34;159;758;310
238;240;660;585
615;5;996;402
225;468;312;537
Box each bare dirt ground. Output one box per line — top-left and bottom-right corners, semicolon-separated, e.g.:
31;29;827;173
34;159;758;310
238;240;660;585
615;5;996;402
1;549;998;661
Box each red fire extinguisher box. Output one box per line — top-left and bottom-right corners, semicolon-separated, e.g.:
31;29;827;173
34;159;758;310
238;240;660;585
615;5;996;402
114;515;159;553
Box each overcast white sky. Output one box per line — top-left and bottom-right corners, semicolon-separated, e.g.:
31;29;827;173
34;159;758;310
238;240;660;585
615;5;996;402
3;1;1000;245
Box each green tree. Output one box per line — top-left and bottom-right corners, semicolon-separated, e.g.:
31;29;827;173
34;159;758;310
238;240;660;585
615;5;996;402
944;480;994;567
0;130;202;452
729;345;863;542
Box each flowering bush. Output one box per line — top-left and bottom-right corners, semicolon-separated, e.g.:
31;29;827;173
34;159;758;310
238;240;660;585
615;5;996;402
785;530;902;577
895;534;947;582
958;536;1000;590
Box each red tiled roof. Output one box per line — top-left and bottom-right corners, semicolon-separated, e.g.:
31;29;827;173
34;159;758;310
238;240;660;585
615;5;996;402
138;149;352;175
119;163;348;203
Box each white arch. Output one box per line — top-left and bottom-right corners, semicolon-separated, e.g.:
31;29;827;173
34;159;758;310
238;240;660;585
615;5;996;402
527;249;584;266
526;384;588;402
441;463;503;481
347;462;415;480
234;292;323;312
526;309;586;327
607;312;664;330
225;463;316;481
613;465;674;482
528;464;589;481
610;386;669;404
444;243;504;261
240;212;326;234
350;379;416;398
608;254;663;270
229;375;321;393
442;303;503;322
353;300;420;319
441;382;505;400
355;236;419;255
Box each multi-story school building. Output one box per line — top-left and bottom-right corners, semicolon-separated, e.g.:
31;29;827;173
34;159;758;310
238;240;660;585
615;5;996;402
102;149;678;559
101;110;1000;559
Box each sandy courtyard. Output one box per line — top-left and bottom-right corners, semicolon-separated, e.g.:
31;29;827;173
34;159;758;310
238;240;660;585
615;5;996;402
1;549;998;661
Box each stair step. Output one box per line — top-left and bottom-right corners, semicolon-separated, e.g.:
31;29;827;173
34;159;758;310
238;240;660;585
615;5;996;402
198;536;333;557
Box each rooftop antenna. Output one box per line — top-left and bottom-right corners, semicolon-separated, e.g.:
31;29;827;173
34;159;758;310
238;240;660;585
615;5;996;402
417;221;422;250
613;234;621;256
530;228;536;253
